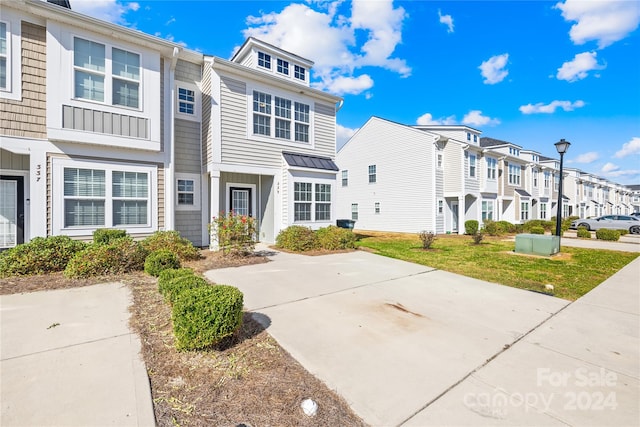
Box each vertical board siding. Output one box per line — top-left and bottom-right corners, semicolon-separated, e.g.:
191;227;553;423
61;105;148;138
0;149;29;170
175;119;201;173
0;22;46;139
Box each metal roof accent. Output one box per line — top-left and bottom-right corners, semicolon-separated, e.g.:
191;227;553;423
515;189;531;197
283;152;339;171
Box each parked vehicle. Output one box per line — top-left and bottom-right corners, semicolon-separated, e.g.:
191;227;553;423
632;212;640;218
571;215;640;234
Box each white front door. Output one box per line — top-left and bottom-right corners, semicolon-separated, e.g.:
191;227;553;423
0;176;24;249
451;201;459;233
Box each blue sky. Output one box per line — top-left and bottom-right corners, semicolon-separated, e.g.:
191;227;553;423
68;0;640;184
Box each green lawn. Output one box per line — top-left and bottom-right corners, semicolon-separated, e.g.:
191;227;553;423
356;233;638;301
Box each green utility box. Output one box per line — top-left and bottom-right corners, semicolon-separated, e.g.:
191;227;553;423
515;234;560;256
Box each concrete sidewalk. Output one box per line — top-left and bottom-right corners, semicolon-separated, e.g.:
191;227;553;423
206;245;639;426
0;283;155;427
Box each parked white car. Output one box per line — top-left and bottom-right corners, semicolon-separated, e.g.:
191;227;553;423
571;215;640;234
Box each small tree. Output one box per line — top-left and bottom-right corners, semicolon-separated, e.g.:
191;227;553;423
210;211;257;256
418;231;437;249
472;231;484;245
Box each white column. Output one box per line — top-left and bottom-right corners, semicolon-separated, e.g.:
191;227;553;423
209;171;220;250
29;149;47;239
458;196;465;234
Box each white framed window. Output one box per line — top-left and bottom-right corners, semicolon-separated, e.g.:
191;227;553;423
375;202;380;214
473;135;477;143
342;170;348;187
258;51;271;69
251;89;311;144
294;65;306;81
175;82;200;121
53;158;156;236
533;169;538;187
293;181;332;222
437;199;444;215
469;154;477;178
482;200;494;221
351;203;358;221
294;182;312;221
437;153;443;169
277;58;289;75
176;173;201;211
554;173;560;191
544;171;550;189
487;157;497;180
0;21;8;91
368;165;377;183
520;202;529;221
315;183;331;221
73;37;141;109
508;164;521;186
467;132;471;141
540;203;547;219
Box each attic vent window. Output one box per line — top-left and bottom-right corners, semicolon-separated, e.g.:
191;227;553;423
294;65;306;81
258;52;271;69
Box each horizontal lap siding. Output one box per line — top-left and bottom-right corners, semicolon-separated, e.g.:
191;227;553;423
175;119;201;173
444;143;462;193
0;22;46;139
313;102;336;158
175;60;201;85
176;211;202;247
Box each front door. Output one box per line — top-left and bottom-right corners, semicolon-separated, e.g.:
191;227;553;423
0;176;25;249
230;187;252;217
451;201;459;233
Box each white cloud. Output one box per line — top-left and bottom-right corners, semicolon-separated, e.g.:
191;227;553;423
68;0;139;24
601;162;620;173
438;10;454;33
556;51;605;82
462;110;500;127
166;17;176;26
243;0;410;95
555;0;640;49
416;113;457;126
614;137;640;158
479;54;509;85
519;100;585;114
601;167;640;179
570;151;599;164
337;124;358;149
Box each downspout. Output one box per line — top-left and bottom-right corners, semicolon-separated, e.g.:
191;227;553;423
167;47;180;231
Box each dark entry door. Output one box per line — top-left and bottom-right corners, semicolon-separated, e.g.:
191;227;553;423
0;175;25;249
230;187;252;217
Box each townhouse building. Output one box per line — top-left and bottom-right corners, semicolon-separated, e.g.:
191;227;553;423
1;0;342;250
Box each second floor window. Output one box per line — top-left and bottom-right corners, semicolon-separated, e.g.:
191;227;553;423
252;91;310;143
342;170;348;187
487;158;497;180
294;65;306;81
368;165;377;183
277;58;289;75
437;153;443;169
177;179;194;205
508;164;521;186
544;171;550;189
178;87;195;115
469;154;476;178
533;169;538;187
258;51;271;69
74;37;140;109
0;22;7;90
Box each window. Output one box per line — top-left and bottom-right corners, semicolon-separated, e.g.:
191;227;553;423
533;169;538;187
368;165;377;183
0;21;7;90
438;199;444;215
294;65;306;81
540;203;547;219
467;132;471;141
520;202;529;221
482;200;494;221
315;184;331;221
63;167;149;228
375;202;380;214
554;173;559;191
177;179;194;205
178;87;195;115
342;170;348;187
487;158;497;180
277;58;289;75
294;182;312;221
351;203;358;221
258;51;271;69
544;171;550;189
469;154;476;178
508;164;521;186
251;91;310;143
473;135;478;143
74;37;140;108
437;154;443;169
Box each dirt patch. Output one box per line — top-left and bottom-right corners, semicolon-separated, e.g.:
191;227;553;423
0;249;366;426
506;250;573;261
384;302;424;318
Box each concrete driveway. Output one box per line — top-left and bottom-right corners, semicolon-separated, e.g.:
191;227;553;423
206;248;574;426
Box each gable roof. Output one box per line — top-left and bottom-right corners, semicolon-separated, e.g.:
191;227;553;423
480;137;522;148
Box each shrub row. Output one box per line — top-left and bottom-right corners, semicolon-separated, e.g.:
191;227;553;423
276;225;356;252
0;229;200;278
595;229;620;241
158;268;244;351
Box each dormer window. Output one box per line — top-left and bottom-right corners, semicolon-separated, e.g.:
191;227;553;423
277;58;289;75
258;51;271;69
473;135;477;143
467;132;471;141
294;65;306;81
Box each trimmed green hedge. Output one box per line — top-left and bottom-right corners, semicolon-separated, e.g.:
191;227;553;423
316;226;357;250
276;225;319;251
0;236;87;277
530;226;545;235
595;229;620;241
172;285;244;351
465;220;479;236
64;237;148;278
158;268;194;297
141;231;200;261
577;227;591;239
145;250;181;277
93;228;127;245
162;273;209;305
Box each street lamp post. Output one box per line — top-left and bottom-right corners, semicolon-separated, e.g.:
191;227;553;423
554;139;571;245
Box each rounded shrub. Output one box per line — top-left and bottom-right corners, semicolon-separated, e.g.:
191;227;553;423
93;228;128;245
596;229;620;241
577;227;591;239
464;220;479;236
141;231;200;261
64;237;148;278
275;225;319;251
172;285;244;351
530;226;545;235
497;221;516;234
145;250;181;277
158;268;194;297
163;274;209;305
316;226;356;250
619;229;629;236
482;220;500;236
0;236;87;277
